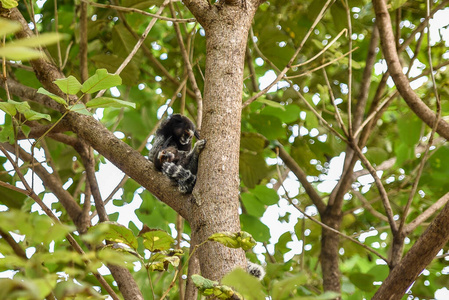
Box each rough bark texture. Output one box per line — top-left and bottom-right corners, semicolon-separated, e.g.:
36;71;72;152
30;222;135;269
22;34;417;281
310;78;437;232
372;0;449;140
183;0;261;283
320;208;342;296
373;201;449;299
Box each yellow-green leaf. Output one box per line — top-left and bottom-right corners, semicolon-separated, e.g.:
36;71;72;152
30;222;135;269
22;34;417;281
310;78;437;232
67;103;91;116
0;46;44;61
139;228;174;252
24;110;51;121
0;19;20;36
208;231;256;251
37;88;67;106
0;102;17;116
86;97;136;109
7;100;30;114
81;69;122;94
54;76;82;95
8;32;67;48
0;0;18;9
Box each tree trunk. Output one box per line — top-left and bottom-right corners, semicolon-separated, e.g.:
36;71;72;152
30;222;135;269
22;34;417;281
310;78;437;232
320;207;342;297
183;0;260;284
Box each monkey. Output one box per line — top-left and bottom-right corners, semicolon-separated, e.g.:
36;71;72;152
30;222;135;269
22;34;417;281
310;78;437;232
148;114;200;168
156;139;206;193
153;145;179;171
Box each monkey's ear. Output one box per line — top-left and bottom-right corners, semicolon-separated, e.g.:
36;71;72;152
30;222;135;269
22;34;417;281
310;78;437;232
194;130;200;139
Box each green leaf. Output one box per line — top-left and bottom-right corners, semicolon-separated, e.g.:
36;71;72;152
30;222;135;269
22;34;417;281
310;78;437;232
0;117;15;143
54;76;82;95
21;125;31;138
272;273;309;299
148;252;180;271
139;228;174;252
86;97;136;109
239;150;269;189
290;291;341;300
398;114;422;146
0;46;44;61
256;98;286;110
240;215;270;243
67;103;92;116
0;102;17;116
191;274;242;299
251;185;279;206
348;272;375;292
8;33;66;48
221;268;266;300
248;113;285;140
0;186;27;209
86;222;138;249
23;110;51;121
0;18;21;36
241;193;266;218
37;88;67;105
81;69;122;94
365;147;389;166
208;231;256;251
260;104;301;123
106;222;138;249
7;99;30;114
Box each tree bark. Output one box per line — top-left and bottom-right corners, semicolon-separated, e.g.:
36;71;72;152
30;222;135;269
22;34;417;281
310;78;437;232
320;208;342;297
372;0;449;140
373;201;449;299
183;0;261;283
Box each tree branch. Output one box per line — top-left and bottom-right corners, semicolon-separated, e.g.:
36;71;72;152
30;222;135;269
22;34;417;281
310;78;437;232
372;0;449;140
275;145;326;214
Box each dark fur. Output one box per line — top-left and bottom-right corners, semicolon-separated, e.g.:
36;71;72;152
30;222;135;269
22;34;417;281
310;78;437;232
160;139;206;193
149;114;199;169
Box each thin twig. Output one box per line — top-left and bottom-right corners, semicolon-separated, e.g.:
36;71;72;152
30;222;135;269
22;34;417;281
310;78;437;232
285;48;357;80
169;0;203;129
81;0;195;23
322;69;348;137
274;154;388;263
350;142;397;234
242;0;336;108
343;0;353;136
96;0;170;98
292;28;347;68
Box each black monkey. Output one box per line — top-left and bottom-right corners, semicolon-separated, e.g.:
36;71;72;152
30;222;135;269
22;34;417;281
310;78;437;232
157;139;206;193
148;114;199;168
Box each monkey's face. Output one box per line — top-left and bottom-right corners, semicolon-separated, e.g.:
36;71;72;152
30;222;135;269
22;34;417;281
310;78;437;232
179;129;195;145
170;115;196;145
157;148;177;164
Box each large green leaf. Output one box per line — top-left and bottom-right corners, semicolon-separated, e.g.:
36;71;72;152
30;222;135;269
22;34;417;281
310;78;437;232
81;69;122;94
348;272;375;292
221;268;266;300
8;33;66;48
54;76;82;95
139;227;174;252
0;18;21;36
240;214;270;243
397;114;422;146
0;46;43;60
